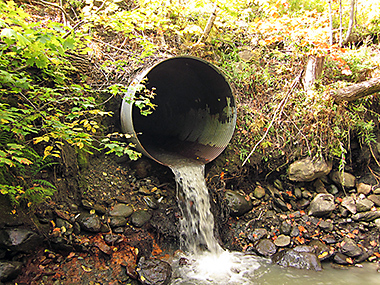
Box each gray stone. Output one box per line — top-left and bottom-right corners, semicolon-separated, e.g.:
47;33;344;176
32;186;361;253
224;190;253;216
330;171;356;189
271;249;322;271
290;225;300;237
340;237;362;257
280;220;292;235
327;184;339;195
77;213;102;232
318;220;333;231
357;183;372;195
247;228;268;242
333;252;350;265
0;261;22;282
238;48;255;62
341;196;356;214
109;216;127;228
308;194;335;217
355;198;374;212
288;157;332;182
109;203;134;218
131;210;152;228
0;228;42;253
253;185;266;199
294;187;302;199
352;211;380;222
313;179;327;193
274;235;291;247
136;257;172;285
368;194;380;207
255;239;277;257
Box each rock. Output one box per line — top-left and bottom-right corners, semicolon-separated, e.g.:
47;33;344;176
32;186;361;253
255;239;277;257
136;257;172;285
374;218;380;229
109;216;127;228
318;220;333;231
341;196;356;214
104;233;123;245
340;237;362;257
109;203;134;218
293;245;313;253
274;197;288;212
333;252;350;265
0;261;22;282
294;187;302;199
327;184;339;195
308;194;335;217
313;179;327;193
357;183;372;195
253;185;266;199
280;221;292;235
131;210;152;228
0;228;42;253
355;197;374;212
271;248;322;271
247;228;268;242
368;194;380;207
330;171;356;189
352;211;380;222
274;235;291;247
77;213;102;232
290;226;300;237
93;204;107;215
309;240;333;261
288;157;332;182
224;190;253;216
81;199;94;210
133;159;152;178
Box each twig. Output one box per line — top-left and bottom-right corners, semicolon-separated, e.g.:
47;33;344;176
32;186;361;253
92;38;133;55
36;0;73;23
195;2;218;45
242;70;304;166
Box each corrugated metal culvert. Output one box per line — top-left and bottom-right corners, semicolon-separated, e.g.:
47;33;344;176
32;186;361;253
120;56;236;165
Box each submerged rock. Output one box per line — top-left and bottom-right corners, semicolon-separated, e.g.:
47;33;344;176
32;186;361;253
224;190;253;216
136;257;172;285
255;238;277;257
271;248;322;271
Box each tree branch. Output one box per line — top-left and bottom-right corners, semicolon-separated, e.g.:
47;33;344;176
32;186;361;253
331;77;380;103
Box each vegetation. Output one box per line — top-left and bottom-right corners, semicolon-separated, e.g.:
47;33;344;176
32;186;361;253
0;0;379;208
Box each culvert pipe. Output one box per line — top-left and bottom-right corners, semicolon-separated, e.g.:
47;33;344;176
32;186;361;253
120;56;237;165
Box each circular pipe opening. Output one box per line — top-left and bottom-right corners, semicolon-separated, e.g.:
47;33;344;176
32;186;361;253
120;56;236;165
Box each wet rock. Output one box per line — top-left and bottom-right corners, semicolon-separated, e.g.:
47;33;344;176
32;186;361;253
253;185;266;199
136;257;172;285
340;237;362;257
131;210;152;228
271;248;322;271
288;157;331;182
93;204;107;215
0;261;22;282
368;194;380;207
109;203;134;218
0;228;42;253
352;210;380;222
293;245;313;253
355;197;374;212
308;194;335;217
309;240;333;261
56;218;73;235
255;238;277;257
273;197;288;212
330;171;356;189
333;252;350;265
77;213;102;232
109;216;127;228
357;183;372;195
341;196;356;214
322;235;337;244
224;190;253;216
143;196;159;210
274;235;291;247
247;228;268;243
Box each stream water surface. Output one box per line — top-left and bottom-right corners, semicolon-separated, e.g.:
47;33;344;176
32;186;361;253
158;156;379;285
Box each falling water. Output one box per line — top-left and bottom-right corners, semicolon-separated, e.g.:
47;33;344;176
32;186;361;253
155;154;262;285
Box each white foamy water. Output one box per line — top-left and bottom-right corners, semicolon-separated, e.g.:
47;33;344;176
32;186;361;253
165;157;262;284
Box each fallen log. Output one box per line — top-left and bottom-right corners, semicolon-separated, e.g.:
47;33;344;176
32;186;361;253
331;77;380;103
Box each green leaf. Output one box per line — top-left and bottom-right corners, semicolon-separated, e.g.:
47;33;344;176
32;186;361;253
0;28;16;38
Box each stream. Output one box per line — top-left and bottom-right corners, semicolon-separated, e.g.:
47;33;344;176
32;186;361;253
159;155;380;285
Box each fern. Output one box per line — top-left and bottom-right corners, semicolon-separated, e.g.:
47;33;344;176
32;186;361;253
32;179;56;190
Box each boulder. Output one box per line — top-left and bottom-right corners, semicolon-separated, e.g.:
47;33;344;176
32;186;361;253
330;171;356;189
274;235;291;247
288;157;331;182
271;248;322;271
224;190;253;216
340;237;362;257
0;228;42;253
0;261;22;282
355;197;374;212
308;194;335;217
136;257;172;285
77;213;102;232
352;210;380;222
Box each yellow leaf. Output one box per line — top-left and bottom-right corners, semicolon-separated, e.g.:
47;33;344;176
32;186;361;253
43;146;53;159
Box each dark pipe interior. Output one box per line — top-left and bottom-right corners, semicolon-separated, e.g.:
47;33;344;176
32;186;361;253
131;57;236;164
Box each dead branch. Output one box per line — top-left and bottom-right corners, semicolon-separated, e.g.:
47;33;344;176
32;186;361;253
331;77;380;103
196;3;218;45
